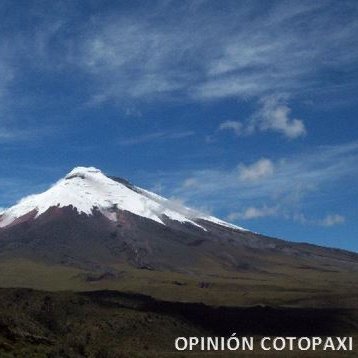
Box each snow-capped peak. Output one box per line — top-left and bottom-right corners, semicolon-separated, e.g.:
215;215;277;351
65;166;102;178
0;166;246;231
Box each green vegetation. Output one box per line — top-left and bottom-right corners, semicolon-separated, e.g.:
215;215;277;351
0;288;204;357
1;259;357;356
0;288;357;357
1;258;358;308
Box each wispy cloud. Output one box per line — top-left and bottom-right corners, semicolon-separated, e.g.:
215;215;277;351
0;128;33;142
0;125;57;143
293;213;346;227
118;131;194;146
0;130;18;141
63;1;358;105
320;214;345;227
182;177;200;189
228;207;345;227
238;158;274;182
0;1;357;140
0;50;17;139
219;121;243;136
228;205;278;221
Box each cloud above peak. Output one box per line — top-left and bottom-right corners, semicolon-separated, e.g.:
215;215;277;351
228;205;278;221
219;96;306;139
219;120;243;136
320;214;345;227
239;158;274;182
251;96;306;138
118;131;194;146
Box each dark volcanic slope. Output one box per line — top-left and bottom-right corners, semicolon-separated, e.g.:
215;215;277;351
0;206;357;275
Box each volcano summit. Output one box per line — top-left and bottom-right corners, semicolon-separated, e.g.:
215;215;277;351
0;166;242;231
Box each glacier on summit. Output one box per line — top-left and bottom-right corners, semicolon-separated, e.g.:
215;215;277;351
0;166;246;231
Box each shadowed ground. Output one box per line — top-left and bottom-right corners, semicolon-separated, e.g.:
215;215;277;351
0;288;357;357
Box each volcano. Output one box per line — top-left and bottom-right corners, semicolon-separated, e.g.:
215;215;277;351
0;166;357;307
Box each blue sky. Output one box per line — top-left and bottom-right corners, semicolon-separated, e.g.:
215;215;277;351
0;0;358;251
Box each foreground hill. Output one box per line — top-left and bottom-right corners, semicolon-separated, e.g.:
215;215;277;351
0;288;357;357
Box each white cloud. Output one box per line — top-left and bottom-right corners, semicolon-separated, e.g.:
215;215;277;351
0;130;17;141
293;213;346;227
250;96;306;138
218;96;306;139
76;18;198;102
0;126;55;143
239;159;274;182
124;107;142;118
0;52;16;139
182;178;199;189
320;214;345;227
118;131;194;146
228;205;278;220
219;121;242;135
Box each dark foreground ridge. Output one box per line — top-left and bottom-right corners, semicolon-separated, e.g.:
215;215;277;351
0;288;357;357
84;290;358;336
